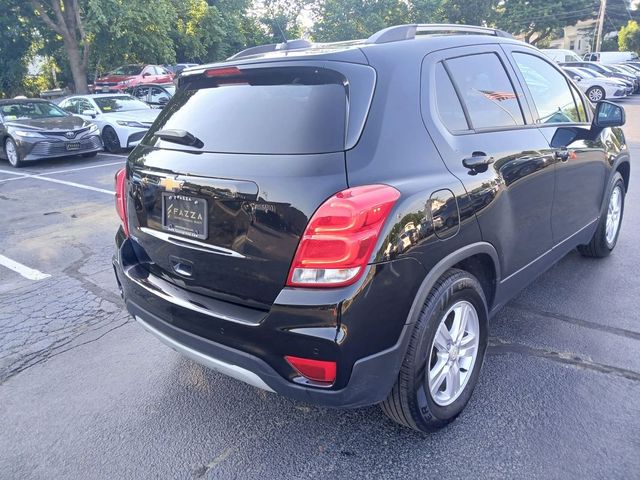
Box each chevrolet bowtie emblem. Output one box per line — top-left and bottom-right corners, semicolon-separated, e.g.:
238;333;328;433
159;177;184;192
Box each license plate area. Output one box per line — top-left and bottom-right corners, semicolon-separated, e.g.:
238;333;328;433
66;142;81;151
161;193;208;240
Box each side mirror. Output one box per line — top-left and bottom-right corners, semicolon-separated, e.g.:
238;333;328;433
82;109;97;118
158;97;169;105
594;100;625;128
142;72;151;77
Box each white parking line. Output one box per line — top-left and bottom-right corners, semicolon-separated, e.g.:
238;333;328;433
39;161;124;176
30;175;114;195
97;152;128;158
0;164;119;194
0;254;51;281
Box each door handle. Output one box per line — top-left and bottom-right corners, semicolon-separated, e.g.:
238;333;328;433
462;152;495;172
555;149;570;162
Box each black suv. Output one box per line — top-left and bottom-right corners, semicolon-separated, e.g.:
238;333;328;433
113;24;629;432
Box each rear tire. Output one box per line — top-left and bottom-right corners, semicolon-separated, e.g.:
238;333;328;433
102;126;121;153
587;86;605;103
380;269;488;432
578;172;625;258
5;137;23;168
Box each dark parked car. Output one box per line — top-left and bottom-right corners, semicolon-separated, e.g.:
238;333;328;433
112;25;629;432
0;99;102;167
126;83;175;108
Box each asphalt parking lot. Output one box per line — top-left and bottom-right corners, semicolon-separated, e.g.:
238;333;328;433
1;99;640;479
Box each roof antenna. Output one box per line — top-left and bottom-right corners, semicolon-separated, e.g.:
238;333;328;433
274;17;288;44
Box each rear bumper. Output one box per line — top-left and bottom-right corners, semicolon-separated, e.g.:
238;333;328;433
113;231;424;408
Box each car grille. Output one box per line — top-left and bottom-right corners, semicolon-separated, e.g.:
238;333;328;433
30;136;102;156
96;82;118;87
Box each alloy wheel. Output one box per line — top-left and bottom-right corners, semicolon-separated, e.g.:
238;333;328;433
5;140;19;166
605;185;623;246
427;300;480;406
588;87;604;102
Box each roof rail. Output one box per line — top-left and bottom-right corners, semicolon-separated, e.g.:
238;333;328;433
366;24;513;44
228;39;313;60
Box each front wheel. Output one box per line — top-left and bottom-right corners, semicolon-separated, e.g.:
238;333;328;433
102;126;121;153
587;86;605;103
5;137;23;168
380;269;488;432
578;172;625;257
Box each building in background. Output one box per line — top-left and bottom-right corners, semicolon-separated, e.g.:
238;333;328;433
548;19;598;55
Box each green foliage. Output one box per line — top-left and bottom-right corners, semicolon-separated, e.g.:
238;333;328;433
619;20;640;53
312;0;410;42
0;3;34;97
601;35;619;52
495;0;597;45
87;0;177;73
411;0;497;26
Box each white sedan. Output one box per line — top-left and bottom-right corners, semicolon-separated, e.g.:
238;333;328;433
562;67;629;102
57;94;161;152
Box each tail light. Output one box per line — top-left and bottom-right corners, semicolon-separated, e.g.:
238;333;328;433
115;167;129;237
287;184;400;288
285;356;337;384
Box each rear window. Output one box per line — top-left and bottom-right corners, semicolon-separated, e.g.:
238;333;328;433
145;67;348;154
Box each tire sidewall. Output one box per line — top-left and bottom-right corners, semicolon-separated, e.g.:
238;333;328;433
103;126;121;153
5;137;20;167
588;87;604;102
411;274;488;429
602;175;625;251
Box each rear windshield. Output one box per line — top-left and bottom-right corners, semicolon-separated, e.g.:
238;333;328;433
145;67;348;154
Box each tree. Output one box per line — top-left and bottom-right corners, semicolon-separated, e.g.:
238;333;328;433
312;0;410;42
0;4;34;97
410;0;498;26
619;20;640;53
28;0;90;93
86;0;177;75
495;0;598;45
258;0;314;42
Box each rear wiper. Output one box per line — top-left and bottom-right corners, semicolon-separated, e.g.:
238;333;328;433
154;129;204;148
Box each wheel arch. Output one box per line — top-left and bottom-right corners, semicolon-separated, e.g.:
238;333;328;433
405;242;500;326
616;160;630;192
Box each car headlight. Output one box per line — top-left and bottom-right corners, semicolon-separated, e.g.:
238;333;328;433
118;80;129;85
14;130;44;138
87;124;99;134
116;120;146;128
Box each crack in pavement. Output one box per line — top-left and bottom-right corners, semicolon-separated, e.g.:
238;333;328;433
488;337;640;383
507;303;640;342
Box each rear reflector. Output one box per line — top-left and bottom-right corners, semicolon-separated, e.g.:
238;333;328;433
287;184;400;288
115;167;129;237
285;356;337;383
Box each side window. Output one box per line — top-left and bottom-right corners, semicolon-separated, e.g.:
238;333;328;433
61;99;78;114
445;53;524;129
133;86;149;100
150;87;170;104
434;63;469;132
79;100;93;113
569;84;587;122
512;53;581;124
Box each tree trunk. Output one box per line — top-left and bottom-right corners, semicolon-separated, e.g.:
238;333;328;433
64;38;88;93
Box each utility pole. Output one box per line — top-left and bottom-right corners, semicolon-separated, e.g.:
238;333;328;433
595;0;607;52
